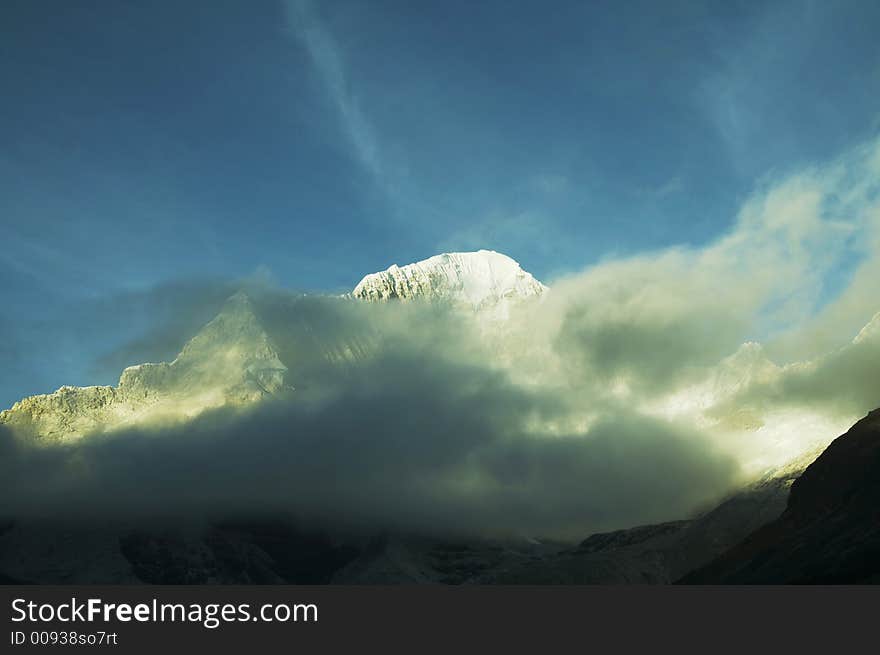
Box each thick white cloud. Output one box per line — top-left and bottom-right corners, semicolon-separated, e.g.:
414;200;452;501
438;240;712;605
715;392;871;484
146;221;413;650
487;134;880;474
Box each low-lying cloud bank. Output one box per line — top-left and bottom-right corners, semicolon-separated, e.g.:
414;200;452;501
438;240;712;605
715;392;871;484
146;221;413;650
2;135;880;539
0;356;737;539
0;294;740;539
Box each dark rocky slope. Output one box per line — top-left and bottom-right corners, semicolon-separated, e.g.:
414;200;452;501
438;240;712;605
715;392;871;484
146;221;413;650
479;467;795;584
682;409;880;583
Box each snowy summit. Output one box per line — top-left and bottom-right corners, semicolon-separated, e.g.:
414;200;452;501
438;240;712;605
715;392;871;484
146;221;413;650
351;250;547;311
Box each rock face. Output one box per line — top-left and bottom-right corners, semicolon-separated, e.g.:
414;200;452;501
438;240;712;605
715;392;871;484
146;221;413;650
0;292;287;443
118;522;360;584
0;520;141;584
681;409;880;583
352;250;547;312
330;534;565;584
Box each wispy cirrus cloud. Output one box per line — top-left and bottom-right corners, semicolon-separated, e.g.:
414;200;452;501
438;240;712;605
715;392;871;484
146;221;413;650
282;0;455;230
283;0;384;185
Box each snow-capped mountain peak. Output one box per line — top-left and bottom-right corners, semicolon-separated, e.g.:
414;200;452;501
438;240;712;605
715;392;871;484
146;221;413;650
1;251;547;443
351;250;547;310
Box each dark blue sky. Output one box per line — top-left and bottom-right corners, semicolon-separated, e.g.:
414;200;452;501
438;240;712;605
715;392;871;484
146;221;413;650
2;0;879;405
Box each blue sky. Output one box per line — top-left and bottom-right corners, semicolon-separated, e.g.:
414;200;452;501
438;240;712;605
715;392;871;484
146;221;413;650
2;0;880;405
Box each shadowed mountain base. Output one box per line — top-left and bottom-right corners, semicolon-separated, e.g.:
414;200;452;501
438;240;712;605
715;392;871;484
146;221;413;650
682;409;880;583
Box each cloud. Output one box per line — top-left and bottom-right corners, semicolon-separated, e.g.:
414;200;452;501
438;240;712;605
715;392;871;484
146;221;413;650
554;133;878;364
282;1;452;229
697;0;822;172
0;300;738;540
544;249;750;392
3;134;880;541
89;273;281;380
494;133;880;471
284;0;384;184
725;313;880;419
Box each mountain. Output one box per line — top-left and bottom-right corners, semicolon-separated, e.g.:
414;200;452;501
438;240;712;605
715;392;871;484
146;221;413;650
3;250;874;584
0;450;812;585
681;409;880;583
0;292;287;444
0;251;546;444
325;442;826;584
462;447;819;583
352;250;547;312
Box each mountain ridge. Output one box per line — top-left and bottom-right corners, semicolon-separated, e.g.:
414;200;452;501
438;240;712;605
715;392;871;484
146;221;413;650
0;291;287;443
0;251;547;443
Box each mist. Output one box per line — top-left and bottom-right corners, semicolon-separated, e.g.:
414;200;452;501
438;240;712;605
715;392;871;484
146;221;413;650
2;135;880;540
